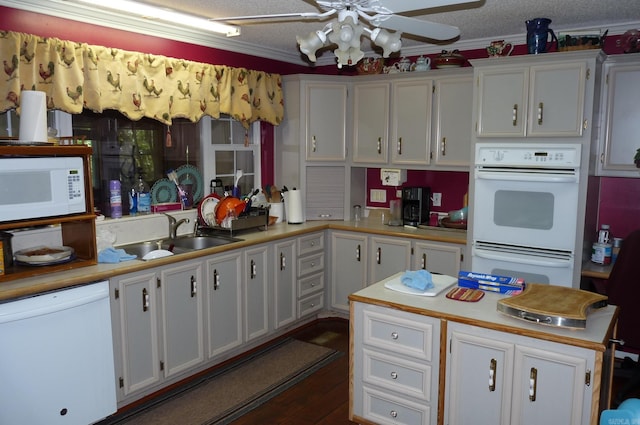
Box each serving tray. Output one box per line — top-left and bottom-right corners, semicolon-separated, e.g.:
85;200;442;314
497;283;607;329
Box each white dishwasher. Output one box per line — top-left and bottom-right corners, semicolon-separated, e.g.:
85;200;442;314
0;281;117;425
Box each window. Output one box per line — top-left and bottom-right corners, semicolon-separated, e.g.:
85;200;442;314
1;110;260;216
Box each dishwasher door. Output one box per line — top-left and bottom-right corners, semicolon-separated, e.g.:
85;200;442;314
0;281;117;425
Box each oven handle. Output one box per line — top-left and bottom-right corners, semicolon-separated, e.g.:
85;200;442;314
474;249;572;268
476;172;578;183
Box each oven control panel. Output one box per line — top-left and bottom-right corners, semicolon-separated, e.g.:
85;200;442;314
475;143;581;167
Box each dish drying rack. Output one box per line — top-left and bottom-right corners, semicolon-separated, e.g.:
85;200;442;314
197;206;269;237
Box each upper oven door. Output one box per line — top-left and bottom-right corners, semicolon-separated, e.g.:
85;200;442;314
473;167;580;251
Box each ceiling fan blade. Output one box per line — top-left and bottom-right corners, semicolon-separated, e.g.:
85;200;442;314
371;14;460;40
368;0;479;14
210;10;335;22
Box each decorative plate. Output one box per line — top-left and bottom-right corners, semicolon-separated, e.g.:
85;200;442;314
15;246;75;265
151;178;178;204
176;164;204;204
198;193;221;227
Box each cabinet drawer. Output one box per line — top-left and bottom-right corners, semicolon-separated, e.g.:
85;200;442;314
363;306;435;361
298;252;324;277
298;292;324;318
297;232;325;256
298;273;324;298
363;386;431;425
363;348;432;401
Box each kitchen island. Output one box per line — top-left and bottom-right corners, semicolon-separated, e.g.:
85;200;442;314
349;273;618;425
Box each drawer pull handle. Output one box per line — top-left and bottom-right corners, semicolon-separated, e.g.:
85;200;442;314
356;244;361;262
489;358;497;392
377;137;382;154
190;275;197;297
142;288;150;312
377;247;382;264
213;269;220;290
537;102;544;125
529;367;538;402
390;371;398;380
250;259;256;279
391;331;398;340
390;410;398;418
421;253;426;269
512;104;518;126
280;252;286;271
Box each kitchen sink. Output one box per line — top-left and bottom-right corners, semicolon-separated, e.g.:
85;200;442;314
169;235;243;250
119;235;243;260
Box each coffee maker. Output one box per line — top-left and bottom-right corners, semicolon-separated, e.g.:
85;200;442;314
402;187;430;226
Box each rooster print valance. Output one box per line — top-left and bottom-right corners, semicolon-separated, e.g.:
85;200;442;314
0;31;284;127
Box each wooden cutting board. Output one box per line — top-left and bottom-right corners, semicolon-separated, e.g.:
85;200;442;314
497;283;608;329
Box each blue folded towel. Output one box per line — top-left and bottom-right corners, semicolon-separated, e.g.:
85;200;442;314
401;269;434;291
98;247;137;263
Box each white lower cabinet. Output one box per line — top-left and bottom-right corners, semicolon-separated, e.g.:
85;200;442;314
446;322;595;425
352;302;440;425
110;259;205;403
369;236;412;284
297;232;325;318
244;244;270;342
412;240;463;277
273;238;297;329
331;231;368;312
205;251;243;358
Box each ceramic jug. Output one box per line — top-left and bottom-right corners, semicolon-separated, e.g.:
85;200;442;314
526;18;558;54
411;55;431;71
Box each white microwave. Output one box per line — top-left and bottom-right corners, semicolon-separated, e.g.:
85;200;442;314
0;157;86;222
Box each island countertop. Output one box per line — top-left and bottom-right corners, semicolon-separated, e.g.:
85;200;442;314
0;218;466;302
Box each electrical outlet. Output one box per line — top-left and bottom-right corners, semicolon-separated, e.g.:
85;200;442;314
432;193;442;207
396;190;402;198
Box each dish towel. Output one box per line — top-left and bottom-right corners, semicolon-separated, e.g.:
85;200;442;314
401;269;434;291
98;247;137;263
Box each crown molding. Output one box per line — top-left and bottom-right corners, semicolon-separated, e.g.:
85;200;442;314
3;1;639;68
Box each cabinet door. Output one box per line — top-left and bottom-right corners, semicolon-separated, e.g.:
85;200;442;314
511;345;590;425
305;83;347;161
353;82;389;164
273;239;297;329
160;260;204;378
205;252;243;358
476;68;528;137
391;79;432;165
599;62;640;175
413;241;462;277
244;245;270;342
369;236;411;284
112;270;161;397
446;325;515;425
432;76;473;167
331;231;368;311
528;62;587;137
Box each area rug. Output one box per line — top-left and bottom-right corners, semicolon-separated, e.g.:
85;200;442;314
105;338;341;425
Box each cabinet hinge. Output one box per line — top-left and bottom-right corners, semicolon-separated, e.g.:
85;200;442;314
605;73;609;85
429;151;433;160
586;68;591;80
432;85;436;94
114;288;119;299
119;377;124;388
411;247;414;255
160;361;164;371
460;253;464;262
157;277;161;288
585;369;591;386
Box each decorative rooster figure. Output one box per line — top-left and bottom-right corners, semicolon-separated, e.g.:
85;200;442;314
66;85;83;104
39;61;54;83
106;71;122;91
4;55;18;80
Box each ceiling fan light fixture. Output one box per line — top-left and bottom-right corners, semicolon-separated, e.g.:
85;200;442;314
370;28;402;58
297;30;328;62
333;46;365;69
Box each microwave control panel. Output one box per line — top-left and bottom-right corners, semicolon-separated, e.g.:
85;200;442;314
67;169;84;200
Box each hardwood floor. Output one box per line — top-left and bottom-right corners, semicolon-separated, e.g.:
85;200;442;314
230;318;358;425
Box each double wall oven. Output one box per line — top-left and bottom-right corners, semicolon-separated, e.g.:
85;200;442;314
471;143;582;287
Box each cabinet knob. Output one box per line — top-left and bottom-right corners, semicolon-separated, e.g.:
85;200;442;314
390;410;398;418
391;331;399;340
390;371;398;380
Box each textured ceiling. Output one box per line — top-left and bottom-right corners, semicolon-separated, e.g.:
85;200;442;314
7;0;640;65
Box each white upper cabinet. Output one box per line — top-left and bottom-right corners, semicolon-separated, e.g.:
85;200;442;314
305;82;348;161
353;82;390;164
390;78;433;165
473;51;603;139
595;54;640;177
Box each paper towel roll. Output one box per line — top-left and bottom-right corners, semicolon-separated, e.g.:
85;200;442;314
284;189;304;224
19;91;48;144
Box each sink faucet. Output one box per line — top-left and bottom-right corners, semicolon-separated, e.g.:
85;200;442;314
163;213;190;239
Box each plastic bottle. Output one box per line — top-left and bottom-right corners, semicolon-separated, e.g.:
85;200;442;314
135;175;151;214
591;224;612;265
128;187;138;216
109;180;122;218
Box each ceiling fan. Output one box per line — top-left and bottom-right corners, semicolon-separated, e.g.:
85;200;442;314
211;0;477;68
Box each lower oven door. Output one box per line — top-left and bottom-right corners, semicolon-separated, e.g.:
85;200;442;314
472;242;575;287
473;168;580;251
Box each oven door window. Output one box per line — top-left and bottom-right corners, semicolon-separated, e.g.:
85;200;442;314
473;177;579;251
494;190;554;230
